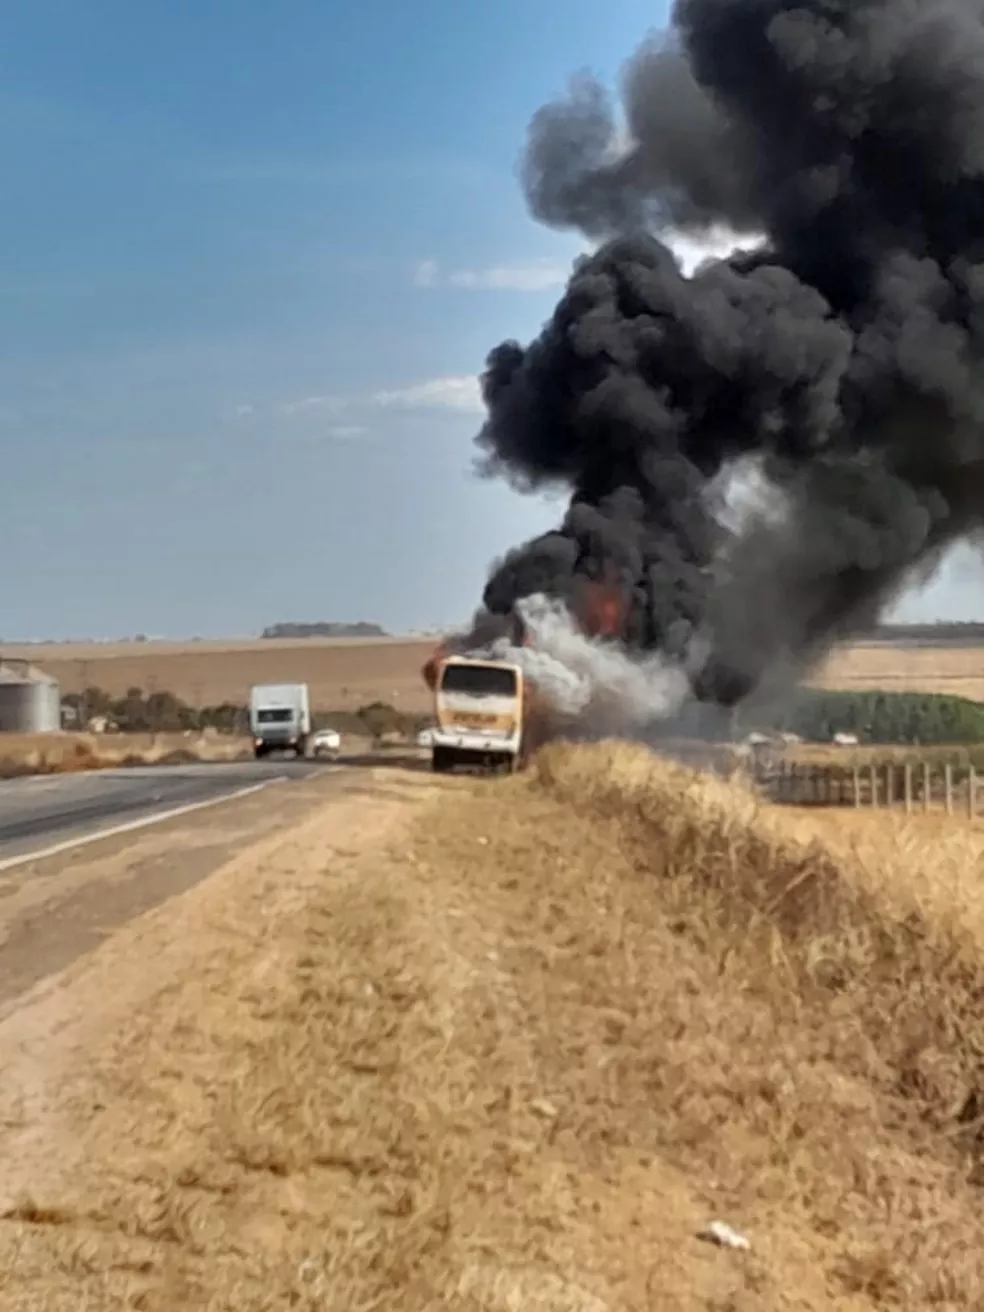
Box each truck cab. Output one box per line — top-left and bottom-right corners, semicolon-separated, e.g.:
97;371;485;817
249;682;312;759
430;656;524;773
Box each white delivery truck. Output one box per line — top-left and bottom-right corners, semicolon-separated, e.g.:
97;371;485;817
248;683;311;759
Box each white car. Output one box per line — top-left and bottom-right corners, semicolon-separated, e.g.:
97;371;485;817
311;728;342;759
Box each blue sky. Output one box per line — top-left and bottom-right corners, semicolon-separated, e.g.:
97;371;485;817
0;0;975;639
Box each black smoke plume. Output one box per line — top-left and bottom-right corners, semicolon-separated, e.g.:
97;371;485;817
462;0;984;707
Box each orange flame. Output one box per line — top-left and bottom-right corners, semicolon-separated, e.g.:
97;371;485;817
579;581;625;638
421;642;450;690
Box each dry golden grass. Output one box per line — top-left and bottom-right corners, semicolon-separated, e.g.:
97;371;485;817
771;802;984;937
1;636;438;713
0;730;250;777
812;640;984;701
3;745;984;1307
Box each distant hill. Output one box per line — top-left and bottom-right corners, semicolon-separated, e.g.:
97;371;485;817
260;621;389;640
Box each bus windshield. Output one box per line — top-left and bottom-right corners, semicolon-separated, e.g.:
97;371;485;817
439;662;517;698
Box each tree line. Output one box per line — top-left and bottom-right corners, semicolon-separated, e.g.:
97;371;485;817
63;686;245;734
260;621;388;639
63;686;425;740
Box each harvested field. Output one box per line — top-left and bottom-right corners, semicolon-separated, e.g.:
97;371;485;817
0;636;438;714
7;633;984;718
811;640;984;701
3;744;984;1308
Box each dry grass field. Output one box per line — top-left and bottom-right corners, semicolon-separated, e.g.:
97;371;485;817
0;636;439;713
3;742;984;1307
5;633;984;716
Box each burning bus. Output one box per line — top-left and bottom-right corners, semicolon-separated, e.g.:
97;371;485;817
421;611;550;774
420;581;626;774
423;654;530;773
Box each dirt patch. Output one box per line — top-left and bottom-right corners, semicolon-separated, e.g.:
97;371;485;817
1;745;984;1308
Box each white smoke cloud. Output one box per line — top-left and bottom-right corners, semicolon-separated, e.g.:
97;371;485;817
484;593;690;732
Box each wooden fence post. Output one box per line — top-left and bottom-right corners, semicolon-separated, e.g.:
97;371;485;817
904;763;913;814
885;764;895;808
969;765;977;819
945;763;954;815
922;761;931;812
868;763;878;808
852;766;861;808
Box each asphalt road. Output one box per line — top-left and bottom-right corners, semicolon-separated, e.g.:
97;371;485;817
0;760;329;866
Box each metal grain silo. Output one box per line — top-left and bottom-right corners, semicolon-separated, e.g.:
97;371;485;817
0;662;61;732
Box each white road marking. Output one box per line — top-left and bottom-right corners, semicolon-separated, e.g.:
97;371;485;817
0;776;290;873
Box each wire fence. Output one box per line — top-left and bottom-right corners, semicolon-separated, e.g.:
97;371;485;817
754;757;983;814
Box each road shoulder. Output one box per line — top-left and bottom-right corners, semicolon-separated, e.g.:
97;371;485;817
0;766;440;1306
0;766;342;1012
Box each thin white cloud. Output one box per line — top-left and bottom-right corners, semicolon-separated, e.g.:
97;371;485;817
413;257;568;293
234;403;255;417
412;259;439;288
280;394;346;416
325;423;368;440
372;375;482;414
278;375;484;421
288;421;370;445
448;260;568;291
